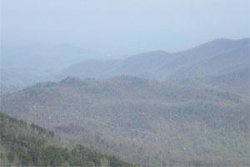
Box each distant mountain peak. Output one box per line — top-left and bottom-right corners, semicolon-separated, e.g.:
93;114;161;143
202;37;250;47
178;37;250;57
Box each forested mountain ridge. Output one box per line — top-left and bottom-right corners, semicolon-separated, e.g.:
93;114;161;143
1;76;249;166
0;112;136;167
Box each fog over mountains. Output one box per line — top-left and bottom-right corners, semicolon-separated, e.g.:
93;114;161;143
61;38;250;83
1;0;250;166
1;38;250;166
1;38;250;95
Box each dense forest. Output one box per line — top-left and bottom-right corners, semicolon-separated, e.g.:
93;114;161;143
0;112;136;167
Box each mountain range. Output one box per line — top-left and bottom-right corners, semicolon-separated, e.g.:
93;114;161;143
1;38;250;166
60;38;250;96
2;38;249;95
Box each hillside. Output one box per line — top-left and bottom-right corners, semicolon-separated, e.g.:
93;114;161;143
0;112;135;167
209;67;250;96
1;76;249;166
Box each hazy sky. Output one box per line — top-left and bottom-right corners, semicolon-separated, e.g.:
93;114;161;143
1;0;250;54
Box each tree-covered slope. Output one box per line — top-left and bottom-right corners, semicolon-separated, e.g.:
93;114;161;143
0;112;135;167
1;76;249;166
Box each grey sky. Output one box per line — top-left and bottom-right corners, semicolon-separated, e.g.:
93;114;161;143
1;0;250;54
